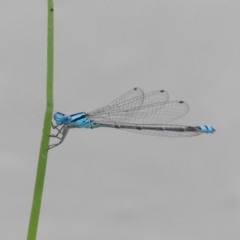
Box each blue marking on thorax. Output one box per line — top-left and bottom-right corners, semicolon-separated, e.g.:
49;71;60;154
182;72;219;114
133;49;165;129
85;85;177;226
70;112;99;128
200;125;215;133
53;112;99;128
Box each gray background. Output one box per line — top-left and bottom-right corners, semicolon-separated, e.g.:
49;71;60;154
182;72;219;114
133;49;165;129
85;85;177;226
1;0;240;239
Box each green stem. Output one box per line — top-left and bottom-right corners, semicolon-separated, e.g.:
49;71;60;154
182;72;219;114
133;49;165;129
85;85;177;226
26;1;54;240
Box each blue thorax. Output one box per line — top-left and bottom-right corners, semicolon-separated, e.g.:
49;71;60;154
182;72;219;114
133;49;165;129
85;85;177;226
53;112;99;128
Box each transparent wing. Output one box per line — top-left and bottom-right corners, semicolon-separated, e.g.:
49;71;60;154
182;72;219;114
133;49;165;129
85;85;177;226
88;87;144;117
88;88;171;123
88;100;188;124
122;100;189;124
109;87;145;109
88;87;169;114
142;90;169;105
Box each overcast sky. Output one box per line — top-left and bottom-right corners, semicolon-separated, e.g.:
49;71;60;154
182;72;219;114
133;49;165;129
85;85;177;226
1;1;240;240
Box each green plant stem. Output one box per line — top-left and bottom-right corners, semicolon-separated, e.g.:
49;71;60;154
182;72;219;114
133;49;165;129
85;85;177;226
27;1;54;240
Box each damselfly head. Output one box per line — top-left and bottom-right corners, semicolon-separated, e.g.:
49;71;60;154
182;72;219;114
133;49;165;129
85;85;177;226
53;112;72;125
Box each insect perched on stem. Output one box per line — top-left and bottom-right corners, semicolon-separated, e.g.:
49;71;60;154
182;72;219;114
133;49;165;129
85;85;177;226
49;87;215;149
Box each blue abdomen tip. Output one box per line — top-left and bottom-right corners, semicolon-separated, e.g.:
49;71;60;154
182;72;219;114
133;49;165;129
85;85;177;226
200;125;215;133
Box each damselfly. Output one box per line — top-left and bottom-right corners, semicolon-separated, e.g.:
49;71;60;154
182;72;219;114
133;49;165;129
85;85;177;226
49;87;215;149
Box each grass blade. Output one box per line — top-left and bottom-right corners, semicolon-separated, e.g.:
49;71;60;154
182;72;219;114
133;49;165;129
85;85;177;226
26;1;54;239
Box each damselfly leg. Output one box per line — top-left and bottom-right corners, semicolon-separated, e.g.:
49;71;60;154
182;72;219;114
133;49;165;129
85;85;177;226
49;123;69;150
50;122;66;139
